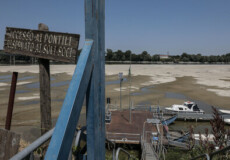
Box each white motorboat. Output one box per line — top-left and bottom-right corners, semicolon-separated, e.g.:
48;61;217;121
224;119;230;125
219;109;230;115
165;101;205;114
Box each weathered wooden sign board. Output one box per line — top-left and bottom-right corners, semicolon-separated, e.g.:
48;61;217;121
4;27;80;63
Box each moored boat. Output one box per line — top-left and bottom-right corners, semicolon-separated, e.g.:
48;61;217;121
165;101;205;114
219;109;230;115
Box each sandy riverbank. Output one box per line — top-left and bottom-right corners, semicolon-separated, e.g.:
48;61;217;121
0;64;229;141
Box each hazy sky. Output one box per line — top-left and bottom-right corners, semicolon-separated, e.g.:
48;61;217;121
1;0;230;55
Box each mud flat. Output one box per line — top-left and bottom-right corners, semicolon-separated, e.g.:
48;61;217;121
0;64;229;142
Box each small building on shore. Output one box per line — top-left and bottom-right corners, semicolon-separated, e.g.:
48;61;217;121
159;55;169;59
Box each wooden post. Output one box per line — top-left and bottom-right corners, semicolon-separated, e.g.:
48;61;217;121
85;0;105;159
38;23;52;135
0;129;20;160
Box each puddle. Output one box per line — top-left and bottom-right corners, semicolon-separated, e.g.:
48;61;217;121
19;99;64;106
25;78;61;89
51;80;70;87
106;78;127;85
130;85;154;96
16;90;30;94
0;75;11;79
18;76;36;81
0;76;39;82
19;101;40;106
165;92;187;100
137;101;152;106
26;82;40;89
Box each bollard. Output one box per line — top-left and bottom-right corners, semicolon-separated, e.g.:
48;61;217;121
5;72;18;130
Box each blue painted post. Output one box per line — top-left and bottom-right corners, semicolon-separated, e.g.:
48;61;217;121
85;0;105;159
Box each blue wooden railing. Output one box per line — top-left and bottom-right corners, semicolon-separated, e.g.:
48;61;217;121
45;40;94;159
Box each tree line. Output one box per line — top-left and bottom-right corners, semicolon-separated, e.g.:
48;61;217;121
106;49;230;63
1;49;230;64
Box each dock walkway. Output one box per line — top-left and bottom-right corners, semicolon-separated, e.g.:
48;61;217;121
141;139;158;160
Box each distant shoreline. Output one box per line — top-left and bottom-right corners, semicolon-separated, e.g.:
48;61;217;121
105;61;230;65
1;61;230;65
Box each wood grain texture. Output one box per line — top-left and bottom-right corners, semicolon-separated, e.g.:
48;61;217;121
38;24;52;135
0;129;20;160
4;27;80;63
85;0;105;159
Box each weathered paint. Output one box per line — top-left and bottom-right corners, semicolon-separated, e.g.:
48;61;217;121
4;27;80;63
44;40;93;159
85;0;105;159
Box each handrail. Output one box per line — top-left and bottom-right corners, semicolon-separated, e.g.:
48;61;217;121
10;128;54;160
191;154;210;160
106;139;116;160
115;147;136;160
191;145;230;160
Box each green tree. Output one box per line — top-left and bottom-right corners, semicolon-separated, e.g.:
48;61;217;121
106;49;113;61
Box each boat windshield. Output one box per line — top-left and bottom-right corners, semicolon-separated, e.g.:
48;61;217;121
184;103;193;109
193;104;200;111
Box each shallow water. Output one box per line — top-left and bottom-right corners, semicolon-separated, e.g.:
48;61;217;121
105;77;127;85
18;76;36;81
16;90;30;94
169;120;230;134
0;76;36;82
165;92;187;100
0;75;11;79
131;85;154;96
51;80;70;87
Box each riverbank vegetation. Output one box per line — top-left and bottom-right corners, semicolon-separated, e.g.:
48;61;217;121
1;49;230;64
165;107;230;160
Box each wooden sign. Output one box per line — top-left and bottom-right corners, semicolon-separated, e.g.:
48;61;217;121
4;27;80;63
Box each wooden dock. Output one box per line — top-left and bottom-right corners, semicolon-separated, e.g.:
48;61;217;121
106;110;163;144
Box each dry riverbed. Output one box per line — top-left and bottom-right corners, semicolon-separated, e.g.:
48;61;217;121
0;64;229;142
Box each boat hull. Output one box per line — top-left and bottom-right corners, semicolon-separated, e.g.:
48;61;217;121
164;108;204;114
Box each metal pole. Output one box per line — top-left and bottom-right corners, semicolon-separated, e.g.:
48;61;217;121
129;60;132;123
5;72;18;130
120;79;122;110
142;121;146;140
